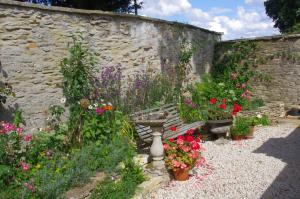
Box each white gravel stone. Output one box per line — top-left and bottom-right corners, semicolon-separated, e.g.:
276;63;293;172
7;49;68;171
147;121;300;199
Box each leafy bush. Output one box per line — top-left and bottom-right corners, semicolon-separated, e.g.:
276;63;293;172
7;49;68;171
230;117;252;136
91;159;145;199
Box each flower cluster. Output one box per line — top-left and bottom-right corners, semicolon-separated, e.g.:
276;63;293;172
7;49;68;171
164;128;203;171
208;98;242;120
0;122;30;141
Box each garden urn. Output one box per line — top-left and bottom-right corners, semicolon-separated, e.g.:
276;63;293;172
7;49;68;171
150;131;164;161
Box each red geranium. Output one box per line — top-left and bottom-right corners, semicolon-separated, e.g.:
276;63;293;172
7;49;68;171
186;135;194;142
232;103;242;116
169;138;174;142
186;129;194;135
169;126;177;132
210;98;217;104
219;103;226;110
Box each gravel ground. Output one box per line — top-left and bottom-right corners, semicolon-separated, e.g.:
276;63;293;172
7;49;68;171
147;120;300;199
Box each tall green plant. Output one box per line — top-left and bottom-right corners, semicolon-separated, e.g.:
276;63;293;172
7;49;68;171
60;33;97;146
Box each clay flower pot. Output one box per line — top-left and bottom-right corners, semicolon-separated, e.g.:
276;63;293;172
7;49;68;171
245;126;255;139
231;135;244;141
173;167;190;181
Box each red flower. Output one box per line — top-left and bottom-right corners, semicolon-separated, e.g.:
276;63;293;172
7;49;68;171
186;128;194;135
232;103;242;116
222;98;226;103
169;138;174;142
219;103;226;110
210;98;217;104
186;135;194;142
169;126;177;132
191;141;200;150
195;137;201;142
177;135;185;141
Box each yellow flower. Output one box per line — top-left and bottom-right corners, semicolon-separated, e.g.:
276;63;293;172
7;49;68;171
40;151;45;157
55;168;61;173
35;164;41;169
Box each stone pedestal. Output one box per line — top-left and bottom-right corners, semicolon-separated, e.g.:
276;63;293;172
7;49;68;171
150;131;164;161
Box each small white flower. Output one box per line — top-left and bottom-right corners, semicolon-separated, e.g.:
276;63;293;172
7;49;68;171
257;114;262;119
108;102;112;106
60;97;66;104
93;103;98;107
88;105;93;110
102;103;107;107
77;101;80;105
100;99;104;103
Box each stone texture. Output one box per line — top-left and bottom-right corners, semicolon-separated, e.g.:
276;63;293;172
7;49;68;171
218;34;300;106
0;0;220;132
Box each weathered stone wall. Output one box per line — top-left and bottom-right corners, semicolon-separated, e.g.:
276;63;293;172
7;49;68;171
217;34;300;106
0;0;220;131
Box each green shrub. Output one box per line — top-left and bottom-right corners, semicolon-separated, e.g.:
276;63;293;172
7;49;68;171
230;117;252;136
91;159;145;199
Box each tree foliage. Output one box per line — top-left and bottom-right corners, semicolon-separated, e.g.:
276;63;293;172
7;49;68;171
17;0;142;13
264;0;300;33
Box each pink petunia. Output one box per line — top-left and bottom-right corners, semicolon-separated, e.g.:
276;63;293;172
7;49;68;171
16;128;23;134
172;160;181;168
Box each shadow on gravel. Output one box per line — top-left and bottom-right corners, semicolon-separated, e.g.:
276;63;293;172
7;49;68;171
253;125;300;199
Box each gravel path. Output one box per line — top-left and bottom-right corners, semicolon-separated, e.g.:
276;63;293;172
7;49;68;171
147;121;300;199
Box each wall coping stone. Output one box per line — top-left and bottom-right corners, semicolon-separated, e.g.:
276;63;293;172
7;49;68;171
220;33;300;43
0;0;222;35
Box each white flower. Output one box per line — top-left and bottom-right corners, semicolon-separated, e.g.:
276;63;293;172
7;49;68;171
100;99;104;103
88;105;93;110
102;103;107;107
257;114;262;119
60;97;66;104
93;103;98;107
108;102;112;106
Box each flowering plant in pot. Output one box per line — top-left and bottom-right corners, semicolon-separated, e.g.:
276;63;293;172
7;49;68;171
163;128;203;181
205;98;242;134
230;116;252;140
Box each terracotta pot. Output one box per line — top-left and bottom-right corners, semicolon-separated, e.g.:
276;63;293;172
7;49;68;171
173;168;190;181
245;126;255;139
231;135;244;141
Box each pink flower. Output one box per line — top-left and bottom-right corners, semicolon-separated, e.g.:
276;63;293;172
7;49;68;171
20;162;30;171
231;73;238;80
191;151;199;159
241;83;247;88
16;128;23;134
172;160;181;168
163;144;170;150
177;138;184;145
24;134;32;142
168;154;176;159
195;137;201;143
181;145;191;152
24;182;34;192
2;122;16;133
95;107;105;115
180;163;187;169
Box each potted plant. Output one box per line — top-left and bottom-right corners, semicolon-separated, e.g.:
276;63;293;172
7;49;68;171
205;98;242;136
230;116;251;140
163;129;203;181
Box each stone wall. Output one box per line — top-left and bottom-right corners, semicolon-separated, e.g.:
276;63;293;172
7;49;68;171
217;34;300;106
0;0;220;131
